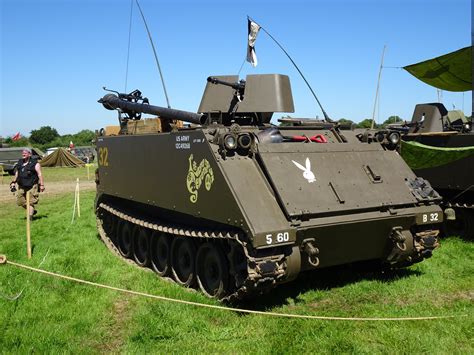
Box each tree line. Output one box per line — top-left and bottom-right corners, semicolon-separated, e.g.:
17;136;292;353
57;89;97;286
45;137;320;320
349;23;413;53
342;115;404;129
279;115;404;128
3;117;405;151
2;126;95;152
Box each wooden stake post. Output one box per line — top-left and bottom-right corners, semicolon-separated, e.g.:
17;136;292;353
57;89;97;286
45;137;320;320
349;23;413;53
72;178;81;223
26;190;32;259
76;178;80;218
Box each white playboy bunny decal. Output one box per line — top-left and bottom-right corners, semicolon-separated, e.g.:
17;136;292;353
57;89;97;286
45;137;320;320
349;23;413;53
292;157;316;183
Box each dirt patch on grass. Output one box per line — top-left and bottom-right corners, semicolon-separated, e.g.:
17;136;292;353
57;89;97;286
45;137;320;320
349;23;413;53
433;290;474;306
94;297;134;353
0;180;95;202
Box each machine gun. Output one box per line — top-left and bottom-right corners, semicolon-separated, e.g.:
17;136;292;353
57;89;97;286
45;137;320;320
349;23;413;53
207;77;245;96
206;76;247;117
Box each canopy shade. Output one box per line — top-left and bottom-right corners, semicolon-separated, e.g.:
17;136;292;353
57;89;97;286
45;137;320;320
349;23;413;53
403;46;472;92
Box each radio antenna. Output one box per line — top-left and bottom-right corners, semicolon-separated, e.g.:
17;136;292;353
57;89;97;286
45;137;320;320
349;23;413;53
371;45;386;130
135;0;171;108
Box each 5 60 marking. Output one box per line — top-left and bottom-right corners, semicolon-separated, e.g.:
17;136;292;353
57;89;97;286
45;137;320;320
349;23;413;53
266;232;290;245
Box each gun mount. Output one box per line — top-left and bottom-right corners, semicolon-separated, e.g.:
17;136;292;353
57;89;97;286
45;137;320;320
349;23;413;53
99;74;296;132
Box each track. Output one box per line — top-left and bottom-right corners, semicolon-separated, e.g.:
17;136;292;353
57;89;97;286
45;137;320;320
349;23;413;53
444;203;474;239
96;202;290;302
96;201;442;301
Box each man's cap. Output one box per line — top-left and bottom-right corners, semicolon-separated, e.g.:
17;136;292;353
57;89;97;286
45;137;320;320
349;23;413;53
22;148;32;154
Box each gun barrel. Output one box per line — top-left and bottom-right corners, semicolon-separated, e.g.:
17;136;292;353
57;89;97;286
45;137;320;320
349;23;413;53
207;76;244;91
98;94;206;125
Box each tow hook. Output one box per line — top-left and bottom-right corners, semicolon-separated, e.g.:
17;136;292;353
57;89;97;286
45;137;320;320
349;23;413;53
301;238;320;267
390;227;407;251
386;227;408;264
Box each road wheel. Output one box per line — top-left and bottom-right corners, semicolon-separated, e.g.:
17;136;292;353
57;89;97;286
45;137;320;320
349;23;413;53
102;212;116;241
117;220;133;258
171;238;196;287
133;226;150;267
150;232;171;276
196;243;229;298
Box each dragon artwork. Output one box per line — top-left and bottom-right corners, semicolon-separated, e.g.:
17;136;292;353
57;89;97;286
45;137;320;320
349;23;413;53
186;154;214;203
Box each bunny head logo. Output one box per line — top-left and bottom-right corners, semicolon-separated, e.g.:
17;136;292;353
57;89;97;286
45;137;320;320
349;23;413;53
292;158;316;183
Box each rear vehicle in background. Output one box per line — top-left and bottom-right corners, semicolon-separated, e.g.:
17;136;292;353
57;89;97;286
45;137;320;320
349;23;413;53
0;147;44;175
72;146;96;163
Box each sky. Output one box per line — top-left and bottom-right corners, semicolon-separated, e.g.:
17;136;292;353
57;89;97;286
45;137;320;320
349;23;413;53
1;0;472;136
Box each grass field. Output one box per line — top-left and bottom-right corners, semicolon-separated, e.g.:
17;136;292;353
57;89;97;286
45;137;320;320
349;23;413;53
1;165;97;185
0;179;473;353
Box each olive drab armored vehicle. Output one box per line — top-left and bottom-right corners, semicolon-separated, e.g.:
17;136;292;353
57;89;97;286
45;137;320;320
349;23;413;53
396;103;474;238
95;74;443;300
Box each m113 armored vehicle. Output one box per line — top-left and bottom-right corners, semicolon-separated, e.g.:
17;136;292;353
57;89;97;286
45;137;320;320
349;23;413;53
399;45;473;238
397;103;474;237
95;74;442;300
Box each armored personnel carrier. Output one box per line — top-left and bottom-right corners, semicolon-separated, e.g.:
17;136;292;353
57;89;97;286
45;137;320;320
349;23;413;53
95;74;442;300
396;103;474;238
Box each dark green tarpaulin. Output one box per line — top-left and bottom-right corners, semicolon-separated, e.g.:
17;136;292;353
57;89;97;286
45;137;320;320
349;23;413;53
403;46;472;92
400;140;474;170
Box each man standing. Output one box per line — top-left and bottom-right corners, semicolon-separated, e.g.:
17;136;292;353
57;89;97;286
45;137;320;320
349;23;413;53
9;148;45;219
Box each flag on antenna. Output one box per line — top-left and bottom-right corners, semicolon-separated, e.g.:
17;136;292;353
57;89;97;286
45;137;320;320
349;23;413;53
246;18;261;67
12;132;21;141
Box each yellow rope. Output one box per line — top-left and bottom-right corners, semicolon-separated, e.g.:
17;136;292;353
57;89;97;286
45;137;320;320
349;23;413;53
1;255;466;321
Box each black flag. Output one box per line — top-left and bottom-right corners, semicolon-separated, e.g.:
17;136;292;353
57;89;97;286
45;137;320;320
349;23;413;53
246;19;261;67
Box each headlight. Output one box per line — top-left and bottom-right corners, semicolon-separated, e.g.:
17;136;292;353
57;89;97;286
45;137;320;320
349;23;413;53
388;132;400;145
223;134;237;150
375;132;385;143
238;133;252;149
464;123;471;131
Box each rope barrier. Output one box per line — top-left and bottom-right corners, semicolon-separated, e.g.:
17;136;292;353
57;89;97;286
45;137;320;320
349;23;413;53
0;254;466;321
0;289;23;301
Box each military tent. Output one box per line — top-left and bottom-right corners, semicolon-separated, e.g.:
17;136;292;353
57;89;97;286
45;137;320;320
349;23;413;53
40;147;85;167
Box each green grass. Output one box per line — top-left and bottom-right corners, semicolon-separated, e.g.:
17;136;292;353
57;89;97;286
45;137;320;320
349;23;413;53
1;165;97;185
0;190;473;353
40;165;97;183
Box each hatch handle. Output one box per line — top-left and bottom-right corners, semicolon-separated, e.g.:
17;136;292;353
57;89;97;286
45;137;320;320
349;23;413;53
364;165;382;183
329;182;345;204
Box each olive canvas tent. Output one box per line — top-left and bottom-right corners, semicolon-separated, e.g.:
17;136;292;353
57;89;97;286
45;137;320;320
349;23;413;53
40;147;85;167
